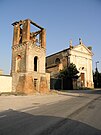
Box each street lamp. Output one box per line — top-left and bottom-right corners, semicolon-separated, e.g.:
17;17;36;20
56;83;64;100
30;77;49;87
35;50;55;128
95;61;99;71
95;61;99;88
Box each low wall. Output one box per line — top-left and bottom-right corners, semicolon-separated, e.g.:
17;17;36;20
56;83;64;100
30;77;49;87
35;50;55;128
0;75;12;93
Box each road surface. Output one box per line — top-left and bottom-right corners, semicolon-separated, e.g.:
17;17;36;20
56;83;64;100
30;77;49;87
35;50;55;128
0;90;101;135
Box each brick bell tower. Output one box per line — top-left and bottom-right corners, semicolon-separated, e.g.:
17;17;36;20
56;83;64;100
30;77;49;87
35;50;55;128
11;19;50;94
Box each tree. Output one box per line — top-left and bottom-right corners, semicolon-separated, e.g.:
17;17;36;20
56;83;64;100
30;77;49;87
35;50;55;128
93;70;101;88
58;63;79;79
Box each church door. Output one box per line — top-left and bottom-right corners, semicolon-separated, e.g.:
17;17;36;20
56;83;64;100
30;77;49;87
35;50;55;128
81;73;85;87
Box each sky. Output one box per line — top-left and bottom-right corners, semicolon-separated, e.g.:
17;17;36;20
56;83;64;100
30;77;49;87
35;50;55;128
0;0;101;74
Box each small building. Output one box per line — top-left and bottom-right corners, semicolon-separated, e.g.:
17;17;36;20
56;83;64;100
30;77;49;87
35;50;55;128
0;69;3;75
46;39;94;89
11;19;50;94
0;75;12;93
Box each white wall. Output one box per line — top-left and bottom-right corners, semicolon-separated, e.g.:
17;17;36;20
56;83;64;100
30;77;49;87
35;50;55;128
0;75;12;93
69;44;93;88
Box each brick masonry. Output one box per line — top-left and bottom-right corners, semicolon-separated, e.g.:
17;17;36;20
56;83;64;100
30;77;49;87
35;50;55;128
11;19;50;94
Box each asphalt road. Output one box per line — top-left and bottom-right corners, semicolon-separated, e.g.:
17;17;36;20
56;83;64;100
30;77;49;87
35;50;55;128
0;90;101;135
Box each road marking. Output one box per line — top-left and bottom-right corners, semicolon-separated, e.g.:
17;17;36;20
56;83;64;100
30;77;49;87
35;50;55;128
46;102;58;106
0;115;6;118
20;106;39;112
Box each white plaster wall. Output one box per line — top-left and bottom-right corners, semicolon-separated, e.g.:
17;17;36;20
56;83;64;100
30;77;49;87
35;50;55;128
69;46;93;88
0;76;12;93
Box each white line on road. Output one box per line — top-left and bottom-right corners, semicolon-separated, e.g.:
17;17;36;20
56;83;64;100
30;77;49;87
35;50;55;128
0;115;7;118
20;106;39;112
46;101;59;106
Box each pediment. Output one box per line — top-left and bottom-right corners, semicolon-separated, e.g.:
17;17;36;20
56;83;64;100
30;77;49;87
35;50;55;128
72;44;93;55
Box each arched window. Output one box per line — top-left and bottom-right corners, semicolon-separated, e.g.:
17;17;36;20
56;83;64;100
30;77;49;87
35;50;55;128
16;55;21;72
55;58;60;64
34;56;38;71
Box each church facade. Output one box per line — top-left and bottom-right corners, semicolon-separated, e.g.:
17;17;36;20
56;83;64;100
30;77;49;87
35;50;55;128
46;39;94;89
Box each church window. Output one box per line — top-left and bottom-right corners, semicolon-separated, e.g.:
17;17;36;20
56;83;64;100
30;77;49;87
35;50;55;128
55;58;60;64
34;56;38;71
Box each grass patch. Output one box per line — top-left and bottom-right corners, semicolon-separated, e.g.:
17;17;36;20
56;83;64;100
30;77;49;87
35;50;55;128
0;92;27;96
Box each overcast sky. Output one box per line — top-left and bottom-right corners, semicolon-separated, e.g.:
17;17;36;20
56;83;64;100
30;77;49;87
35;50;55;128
0;0;101;74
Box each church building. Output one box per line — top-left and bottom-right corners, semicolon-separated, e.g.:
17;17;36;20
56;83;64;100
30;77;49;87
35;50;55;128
46;39;94;89
0;19;94;93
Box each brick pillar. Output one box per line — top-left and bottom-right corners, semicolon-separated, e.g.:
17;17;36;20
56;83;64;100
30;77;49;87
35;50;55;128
26;43;29;72
16;74;35;94
41;29;46;48
22;19;30;42
13;24;20;45
39;76;49;94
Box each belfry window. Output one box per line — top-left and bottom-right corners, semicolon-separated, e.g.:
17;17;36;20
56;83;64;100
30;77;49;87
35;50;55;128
34;56;38;71
19;24;23;44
